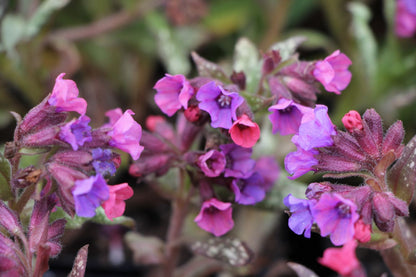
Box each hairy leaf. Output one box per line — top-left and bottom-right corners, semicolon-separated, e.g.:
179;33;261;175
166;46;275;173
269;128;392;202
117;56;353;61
191;52;229;83
68;245;89;277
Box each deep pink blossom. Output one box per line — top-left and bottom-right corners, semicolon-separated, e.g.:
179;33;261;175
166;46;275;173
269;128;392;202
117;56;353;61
108;109;144;160
318;240;365;277
154;74;194;116
194;198;234;236
197;150;226;177
59;115;92;150
313;50;352;94
72;175;109;218
229;114;260;148
102;183;134;220
48;73;87;115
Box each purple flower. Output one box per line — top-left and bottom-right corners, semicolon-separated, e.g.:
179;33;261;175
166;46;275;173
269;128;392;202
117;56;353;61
72;175;110;217
197;150;226;177
292;105;336;151
108;109;144;160
284;148;319;180
196;82;244;129
231;173;266;205
92;148;117;176
48;73;87;115
194;198;234;236
154;74;195;116
220;143;255;179
254;156;280;190
313;50;352;94
268;98;313;135
59;115;92;150
311;193;359;246
284;194;315;238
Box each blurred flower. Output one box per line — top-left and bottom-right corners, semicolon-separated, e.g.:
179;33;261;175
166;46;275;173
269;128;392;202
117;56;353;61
194;198;234;236
220;144;255;179
59;115;92;151
47;73;87;115
102;183;134;220
196;82;244;129
229;114;260;148
313;50;352;94
92;148;117;176
395;0;416;37
231;172;266;205
154;74;195;116
353;219;371;243
197;150;226;177
72;175;109;217
254;156;280;190
284;194;315;238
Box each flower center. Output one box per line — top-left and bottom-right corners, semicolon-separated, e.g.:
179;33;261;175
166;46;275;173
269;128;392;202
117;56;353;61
217;94;231;108
336;202;351;218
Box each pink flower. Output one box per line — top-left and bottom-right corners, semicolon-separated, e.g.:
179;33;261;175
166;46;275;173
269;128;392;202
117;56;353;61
197;150;226;177
229;114;260;148
395;0;416;37
318;240;365;277
194;198;234;236
342;110;363;132
48;73;87;115
105;108;124;126
102;183;134;220
313;50;352;94
108;109;144;160
154;74;194;116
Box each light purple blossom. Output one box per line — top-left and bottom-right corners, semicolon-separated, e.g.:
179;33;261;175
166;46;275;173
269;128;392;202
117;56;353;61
59;115;92;150
196;82;244;129
107;109;144;160
284;194;315;238
197;150;226;177
268;98;313;135
231;173;266;205
92;148;116;176
313;50;352;94
254;156;280;191
154;74;195;116
311;192;359;246
194;198;234;236
220;143;255;179
48;73;87;115
395;0;416;37
284;148;319;180
72;175;110;217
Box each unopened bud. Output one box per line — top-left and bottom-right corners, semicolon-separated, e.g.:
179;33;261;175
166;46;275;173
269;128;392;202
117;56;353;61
342;111;363;132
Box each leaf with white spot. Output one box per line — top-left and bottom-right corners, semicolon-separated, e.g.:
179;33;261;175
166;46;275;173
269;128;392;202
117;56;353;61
191;52;230;83
387;135;416;204
269;36;306;62
68;244;88;277
190;237;253;266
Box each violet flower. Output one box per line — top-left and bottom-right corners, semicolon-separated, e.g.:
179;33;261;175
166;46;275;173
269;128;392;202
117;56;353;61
313;50;352;94
92;148;117;177
107;109;144;160
47;73;87;115
220;143;255;179
196;81;244;129
254;156;280;191
311;193;359;246
283;194;315;238
72;175;110;217
284;148;319;180
154;74;195;116
59;115;92;151
231;173;266;205
194;198;234;236
197;150;226;177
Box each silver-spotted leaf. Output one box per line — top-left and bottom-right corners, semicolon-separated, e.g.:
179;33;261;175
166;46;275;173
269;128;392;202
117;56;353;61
191;52;230;83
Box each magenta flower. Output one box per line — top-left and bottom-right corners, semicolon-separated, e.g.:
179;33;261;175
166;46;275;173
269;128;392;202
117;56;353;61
59;115;92;150
268;98;313;135
102;183;134;220
197;150;226;177
48;73;87;115
231;173;266;205
196;82;244;129
105;108;123;126
395;0;416;37
229;114;260;148
72;174;109;217
283;194;315;238
284;148;319;180
154;74;195;116
194;198;234;236
220;143;255;179
313;50;352;94
108;109;144;160
291;105;336;151
311;193;359;246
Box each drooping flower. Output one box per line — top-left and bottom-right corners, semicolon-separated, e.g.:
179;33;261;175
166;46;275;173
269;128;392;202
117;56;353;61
311;193;359;246
197;150;226;177
318;240;365;277
231;173;266;205
107;109;144;160
313;50;352;94
395;0;416;37
196;82;244;129
194;198;234;236
220;143;255;179
283;194;315;238
48;73;87;115
229;114;260;148
102;183;134;220
59;115;92;150
91;148;117;176
284;148;319;180
72;175;109;217
268;98;313;135
154;74;195;116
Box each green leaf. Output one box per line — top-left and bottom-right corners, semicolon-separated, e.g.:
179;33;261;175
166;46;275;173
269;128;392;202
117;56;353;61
233;37;261;94
269;36;306;62
191;52;230;82
387;135;416;204
0;153;12;201
1;14;26;59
